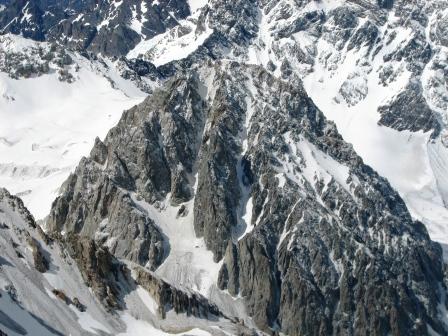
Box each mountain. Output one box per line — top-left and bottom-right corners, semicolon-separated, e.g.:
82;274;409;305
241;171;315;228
47;60;447;335
0;187;251;335
1;0;448;335
0;0;191;56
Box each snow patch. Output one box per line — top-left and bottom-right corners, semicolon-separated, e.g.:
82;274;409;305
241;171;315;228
128;19;213;66
188;0;209;14
118;313;212;336
302;13;448;259
0;45;146;219
130;193;221;297
69;306;111;335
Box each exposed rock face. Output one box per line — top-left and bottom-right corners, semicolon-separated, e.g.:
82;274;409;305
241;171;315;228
379;80;441;137
156;0;447;138
48;165;166;269
27;236;49;273
4;0;448;335
0;188;115;335
0;188;37;230
378;0;394;9
47;73;207;268
134;267;222;319
0;188;249;335
62;233;122;309
0;0;46;40
48;61;448;335
193;67;246;261
0;0;191;57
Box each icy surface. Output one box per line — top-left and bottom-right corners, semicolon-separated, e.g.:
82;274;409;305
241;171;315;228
0;35;146;219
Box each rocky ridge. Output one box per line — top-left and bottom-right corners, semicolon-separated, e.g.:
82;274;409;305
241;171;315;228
48;61;448;335
0;187;251;335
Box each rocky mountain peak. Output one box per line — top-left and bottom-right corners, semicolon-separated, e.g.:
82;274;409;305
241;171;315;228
46;60;448;335
2;0;448;335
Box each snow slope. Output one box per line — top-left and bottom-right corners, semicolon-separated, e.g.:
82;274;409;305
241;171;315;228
130;189;251;326
0;188;241;335
0;35;146;219
128;9;213;66
188;0;209;14
0;190;118;336
300;11;448;259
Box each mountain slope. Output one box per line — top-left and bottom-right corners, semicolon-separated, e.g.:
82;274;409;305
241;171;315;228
0;188;116;336
0;188;251;335
0;0;192;56
128;0;448;259
0;33;149;219
47;61;448;335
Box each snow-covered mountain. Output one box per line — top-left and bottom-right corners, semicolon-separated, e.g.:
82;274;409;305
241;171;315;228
0;188;248;335
1;0;448;335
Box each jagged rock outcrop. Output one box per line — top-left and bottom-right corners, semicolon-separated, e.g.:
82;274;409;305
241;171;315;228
379;80;441;137
156;0;447;138
0;0;191;57
47;72;208;268
48;165;166;269
134;267;222;319
0;0;46;40
0;188;114;335
3;0;448;335
211;64;446;335
27;236;49;273
61;233;122;309
0;188;251;335
47;61;448;335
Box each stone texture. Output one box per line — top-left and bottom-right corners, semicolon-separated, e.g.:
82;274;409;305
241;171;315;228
27;236;49;273
62;233;121;309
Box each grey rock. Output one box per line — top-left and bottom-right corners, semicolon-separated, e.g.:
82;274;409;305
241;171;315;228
48;73;207;267
347;20;380;53
208;65;446;336
0;0;192;57
134;267;223;320
62;233;121;309
48;165;166;269
378;80;441;137
27;236;49;273
378;0;394;9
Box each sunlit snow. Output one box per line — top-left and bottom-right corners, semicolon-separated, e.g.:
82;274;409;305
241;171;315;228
0;36;146;219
